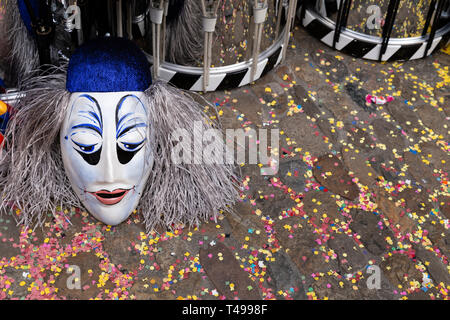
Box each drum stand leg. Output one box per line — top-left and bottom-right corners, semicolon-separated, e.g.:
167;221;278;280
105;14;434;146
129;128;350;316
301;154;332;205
201;0;220;93
251;0;268;83
150;1;165;79
281;0;297;63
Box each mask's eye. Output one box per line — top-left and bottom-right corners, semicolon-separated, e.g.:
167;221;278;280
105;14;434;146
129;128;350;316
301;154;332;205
72;140;99;153
118;140;145;152
116;139;146;165
70;132;102;165
116;123;147;164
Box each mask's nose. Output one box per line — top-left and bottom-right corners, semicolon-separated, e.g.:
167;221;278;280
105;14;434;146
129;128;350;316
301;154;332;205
98;134;116;185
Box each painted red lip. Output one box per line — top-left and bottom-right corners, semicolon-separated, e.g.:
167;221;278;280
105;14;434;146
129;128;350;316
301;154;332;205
89;188;130;205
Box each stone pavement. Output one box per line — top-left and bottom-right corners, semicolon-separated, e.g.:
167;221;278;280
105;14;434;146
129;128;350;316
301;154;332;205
0;25;449;300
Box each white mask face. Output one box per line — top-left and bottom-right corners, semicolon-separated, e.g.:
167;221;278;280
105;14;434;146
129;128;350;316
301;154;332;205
60;91;153;225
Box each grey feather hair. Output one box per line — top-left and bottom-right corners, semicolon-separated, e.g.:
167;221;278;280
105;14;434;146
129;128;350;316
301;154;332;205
164;0;203;66
2;1;72;87
141;81;240;232
3;0;40;87
0;66;80;227
0;68;240;232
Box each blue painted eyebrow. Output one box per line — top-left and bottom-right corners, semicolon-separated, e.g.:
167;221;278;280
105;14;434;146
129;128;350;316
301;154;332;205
88;111;101;126
70;94;103;135
117;112;134;132
77;111;102;128
116;122;147;139
115;94;147;139
115;94;146;126
72;123;103;136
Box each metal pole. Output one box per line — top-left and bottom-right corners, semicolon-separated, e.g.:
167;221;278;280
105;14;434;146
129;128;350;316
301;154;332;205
251;0;268;83
200;0;219;92
150;1;164;78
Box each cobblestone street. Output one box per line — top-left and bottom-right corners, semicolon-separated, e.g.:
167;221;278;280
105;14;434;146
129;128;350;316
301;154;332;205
0;24;449;300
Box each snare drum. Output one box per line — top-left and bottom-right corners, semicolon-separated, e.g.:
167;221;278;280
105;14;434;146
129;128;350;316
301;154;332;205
143;0;298;92
298;0;450;61
1;0;297;92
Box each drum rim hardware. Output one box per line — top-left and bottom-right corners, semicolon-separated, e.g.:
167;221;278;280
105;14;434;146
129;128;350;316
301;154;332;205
200;0;220;92
298;0;450;61
149;0;297;92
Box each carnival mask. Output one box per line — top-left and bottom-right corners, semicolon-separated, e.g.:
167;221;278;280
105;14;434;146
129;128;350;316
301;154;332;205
60;91;153;225
59;37;154;225
0;37;238;231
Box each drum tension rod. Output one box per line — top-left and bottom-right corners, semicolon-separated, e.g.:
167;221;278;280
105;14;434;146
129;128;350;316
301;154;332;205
378;0;400;61
423;0;448;58
274;0;284;39
150;0;166;79
251;0;268;83
423;0;438;37
332;0;351;49
200;0;220;93
281;0;298;63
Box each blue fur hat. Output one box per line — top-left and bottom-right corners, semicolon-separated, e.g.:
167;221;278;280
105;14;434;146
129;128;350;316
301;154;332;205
66;37;152;93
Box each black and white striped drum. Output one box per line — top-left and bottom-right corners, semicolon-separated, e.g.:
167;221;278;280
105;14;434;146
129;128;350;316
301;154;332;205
59;0;298;92
298;0;450;61
143;0;298;92
0;0;298;92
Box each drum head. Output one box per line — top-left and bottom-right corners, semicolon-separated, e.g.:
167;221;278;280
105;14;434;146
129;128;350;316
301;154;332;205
141;0;283;67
